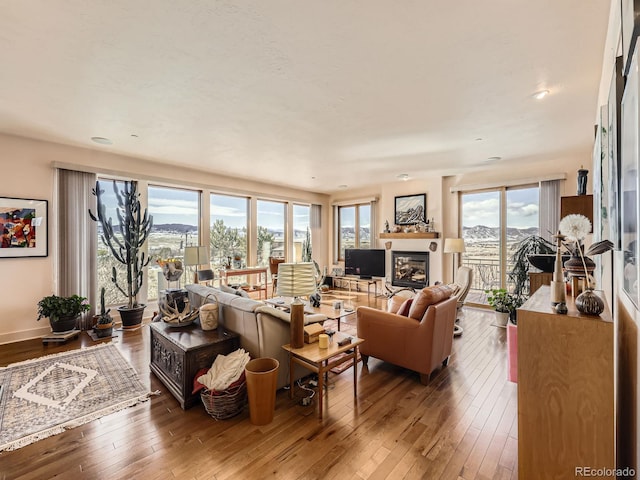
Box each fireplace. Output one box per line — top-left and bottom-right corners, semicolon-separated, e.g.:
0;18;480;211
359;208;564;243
391;251;429;289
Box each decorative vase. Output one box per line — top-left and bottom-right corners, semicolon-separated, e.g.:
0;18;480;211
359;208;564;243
575;289;604;316
563;253;595;276
118;304;146;329
51;314;79;333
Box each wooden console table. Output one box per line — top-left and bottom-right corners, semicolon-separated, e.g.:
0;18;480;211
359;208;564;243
218;266;268;299
331;275;382;297
517;286;613;479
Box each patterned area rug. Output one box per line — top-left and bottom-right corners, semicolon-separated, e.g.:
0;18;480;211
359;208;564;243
0;343;154;451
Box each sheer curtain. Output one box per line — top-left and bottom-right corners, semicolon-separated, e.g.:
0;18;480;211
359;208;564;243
57;169;97;330
539;179;561;243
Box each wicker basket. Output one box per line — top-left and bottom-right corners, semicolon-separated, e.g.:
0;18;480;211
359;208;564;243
200;373;247;420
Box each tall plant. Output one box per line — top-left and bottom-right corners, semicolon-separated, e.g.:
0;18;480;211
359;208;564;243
509;235;555;298
89;180;153;309
301;227;312;262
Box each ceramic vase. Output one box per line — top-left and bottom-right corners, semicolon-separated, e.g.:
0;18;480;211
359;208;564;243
575;289;604;316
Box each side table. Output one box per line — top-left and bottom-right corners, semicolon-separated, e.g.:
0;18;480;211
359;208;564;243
282;332;364;420
150;321;240;409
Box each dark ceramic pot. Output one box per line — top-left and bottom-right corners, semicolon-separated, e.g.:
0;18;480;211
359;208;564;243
51;314;79;333
118;304;146;329
575;289;604;316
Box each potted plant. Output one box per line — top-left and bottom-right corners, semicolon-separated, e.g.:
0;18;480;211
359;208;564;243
37;294;90;333
485;288;523;326
89;180;153;329
94;287;114;338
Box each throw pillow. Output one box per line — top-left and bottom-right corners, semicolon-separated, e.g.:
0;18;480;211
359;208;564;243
235;288;250;298
397;298;413;316
387;295;407;313
408;284;453;320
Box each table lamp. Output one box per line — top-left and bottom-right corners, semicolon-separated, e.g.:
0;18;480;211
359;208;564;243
184;246;209;284
443;238;465;282
277;262;317;348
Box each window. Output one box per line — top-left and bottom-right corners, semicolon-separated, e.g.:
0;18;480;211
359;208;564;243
337;202;373;260
461;185;539;304
147;186;200;300
292;204;310;261
95;179;127;307
256;200;285;267
209;194;248;270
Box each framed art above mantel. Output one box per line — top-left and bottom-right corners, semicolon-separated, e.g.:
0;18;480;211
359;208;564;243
0;197;48;258
394;193;426;225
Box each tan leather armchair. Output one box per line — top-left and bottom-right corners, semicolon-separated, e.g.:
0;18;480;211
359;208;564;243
356;285;457;384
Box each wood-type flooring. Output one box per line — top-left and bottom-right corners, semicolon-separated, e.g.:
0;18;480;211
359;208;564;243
0;291;517;480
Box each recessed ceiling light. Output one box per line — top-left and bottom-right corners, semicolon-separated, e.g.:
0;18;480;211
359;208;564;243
338;184;348;189
397;174;410;181
532;90;549;100
91;136;112;145
475;137;483;141
486;156;502;162
131;134;139;138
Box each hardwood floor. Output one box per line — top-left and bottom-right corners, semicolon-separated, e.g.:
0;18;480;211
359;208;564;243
0;292;517;480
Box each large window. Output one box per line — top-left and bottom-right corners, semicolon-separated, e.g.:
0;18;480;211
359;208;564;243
209;194;248;270
147;186;199;299
95;179;127;306
337;203;372;260
292;204;310;261
461;186;539;304
256;200;285;267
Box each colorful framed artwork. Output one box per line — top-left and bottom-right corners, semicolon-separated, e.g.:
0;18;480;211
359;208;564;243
0;197;48;258
394;193;426;225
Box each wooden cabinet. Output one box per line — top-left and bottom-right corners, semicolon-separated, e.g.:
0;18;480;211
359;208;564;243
150;321;240;409
560;194;593;228
517;286;614;479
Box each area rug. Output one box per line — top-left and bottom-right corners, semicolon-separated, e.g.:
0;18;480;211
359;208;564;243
0;343;155;451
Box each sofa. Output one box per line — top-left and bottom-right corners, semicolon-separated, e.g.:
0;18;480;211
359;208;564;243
356;284;457;384
186;283;326;390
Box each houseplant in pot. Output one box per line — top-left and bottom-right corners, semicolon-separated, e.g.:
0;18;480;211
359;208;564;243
89;180;153;329
94;287;114;338
485;288;523;326
37;294;91;333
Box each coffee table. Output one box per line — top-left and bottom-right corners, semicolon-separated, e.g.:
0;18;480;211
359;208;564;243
282;332;364;420
265;296;356;331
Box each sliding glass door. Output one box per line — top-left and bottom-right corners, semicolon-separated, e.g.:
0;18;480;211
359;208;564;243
461;186;539;305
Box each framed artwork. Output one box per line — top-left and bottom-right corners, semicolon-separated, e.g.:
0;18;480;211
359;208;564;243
394;193;426;225
620;47;639;308
0;197;48;258
622;0;640;75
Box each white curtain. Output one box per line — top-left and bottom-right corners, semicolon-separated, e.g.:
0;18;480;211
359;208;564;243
57;169;97;329
539;179;561;243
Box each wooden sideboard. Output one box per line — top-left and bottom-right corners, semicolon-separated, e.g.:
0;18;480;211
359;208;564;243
517;285;614;479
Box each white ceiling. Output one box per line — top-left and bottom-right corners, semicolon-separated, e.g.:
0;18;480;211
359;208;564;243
0;1;610;193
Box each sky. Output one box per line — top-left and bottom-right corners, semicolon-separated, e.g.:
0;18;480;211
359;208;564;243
462;187;539;229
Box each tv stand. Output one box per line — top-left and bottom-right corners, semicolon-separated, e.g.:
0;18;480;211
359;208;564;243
331;276;381;297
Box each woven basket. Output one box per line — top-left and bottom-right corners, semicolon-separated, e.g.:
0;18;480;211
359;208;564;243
200;374;247;420
199;293;219;331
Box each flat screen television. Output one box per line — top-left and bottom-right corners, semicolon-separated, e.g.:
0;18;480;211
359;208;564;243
344;248;386;279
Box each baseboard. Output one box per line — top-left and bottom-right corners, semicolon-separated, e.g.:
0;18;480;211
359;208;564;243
0;326;52;345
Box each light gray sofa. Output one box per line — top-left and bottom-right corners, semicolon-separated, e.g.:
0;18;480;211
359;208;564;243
186;284;326;390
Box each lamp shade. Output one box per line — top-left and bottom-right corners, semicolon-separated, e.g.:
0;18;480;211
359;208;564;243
184;246;208;266
276;262;317;297
443;238;465;254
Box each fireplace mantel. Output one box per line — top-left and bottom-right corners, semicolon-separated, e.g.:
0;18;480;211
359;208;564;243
379;232;440;239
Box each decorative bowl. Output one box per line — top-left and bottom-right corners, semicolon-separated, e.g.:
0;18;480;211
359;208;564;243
527;254;570;273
